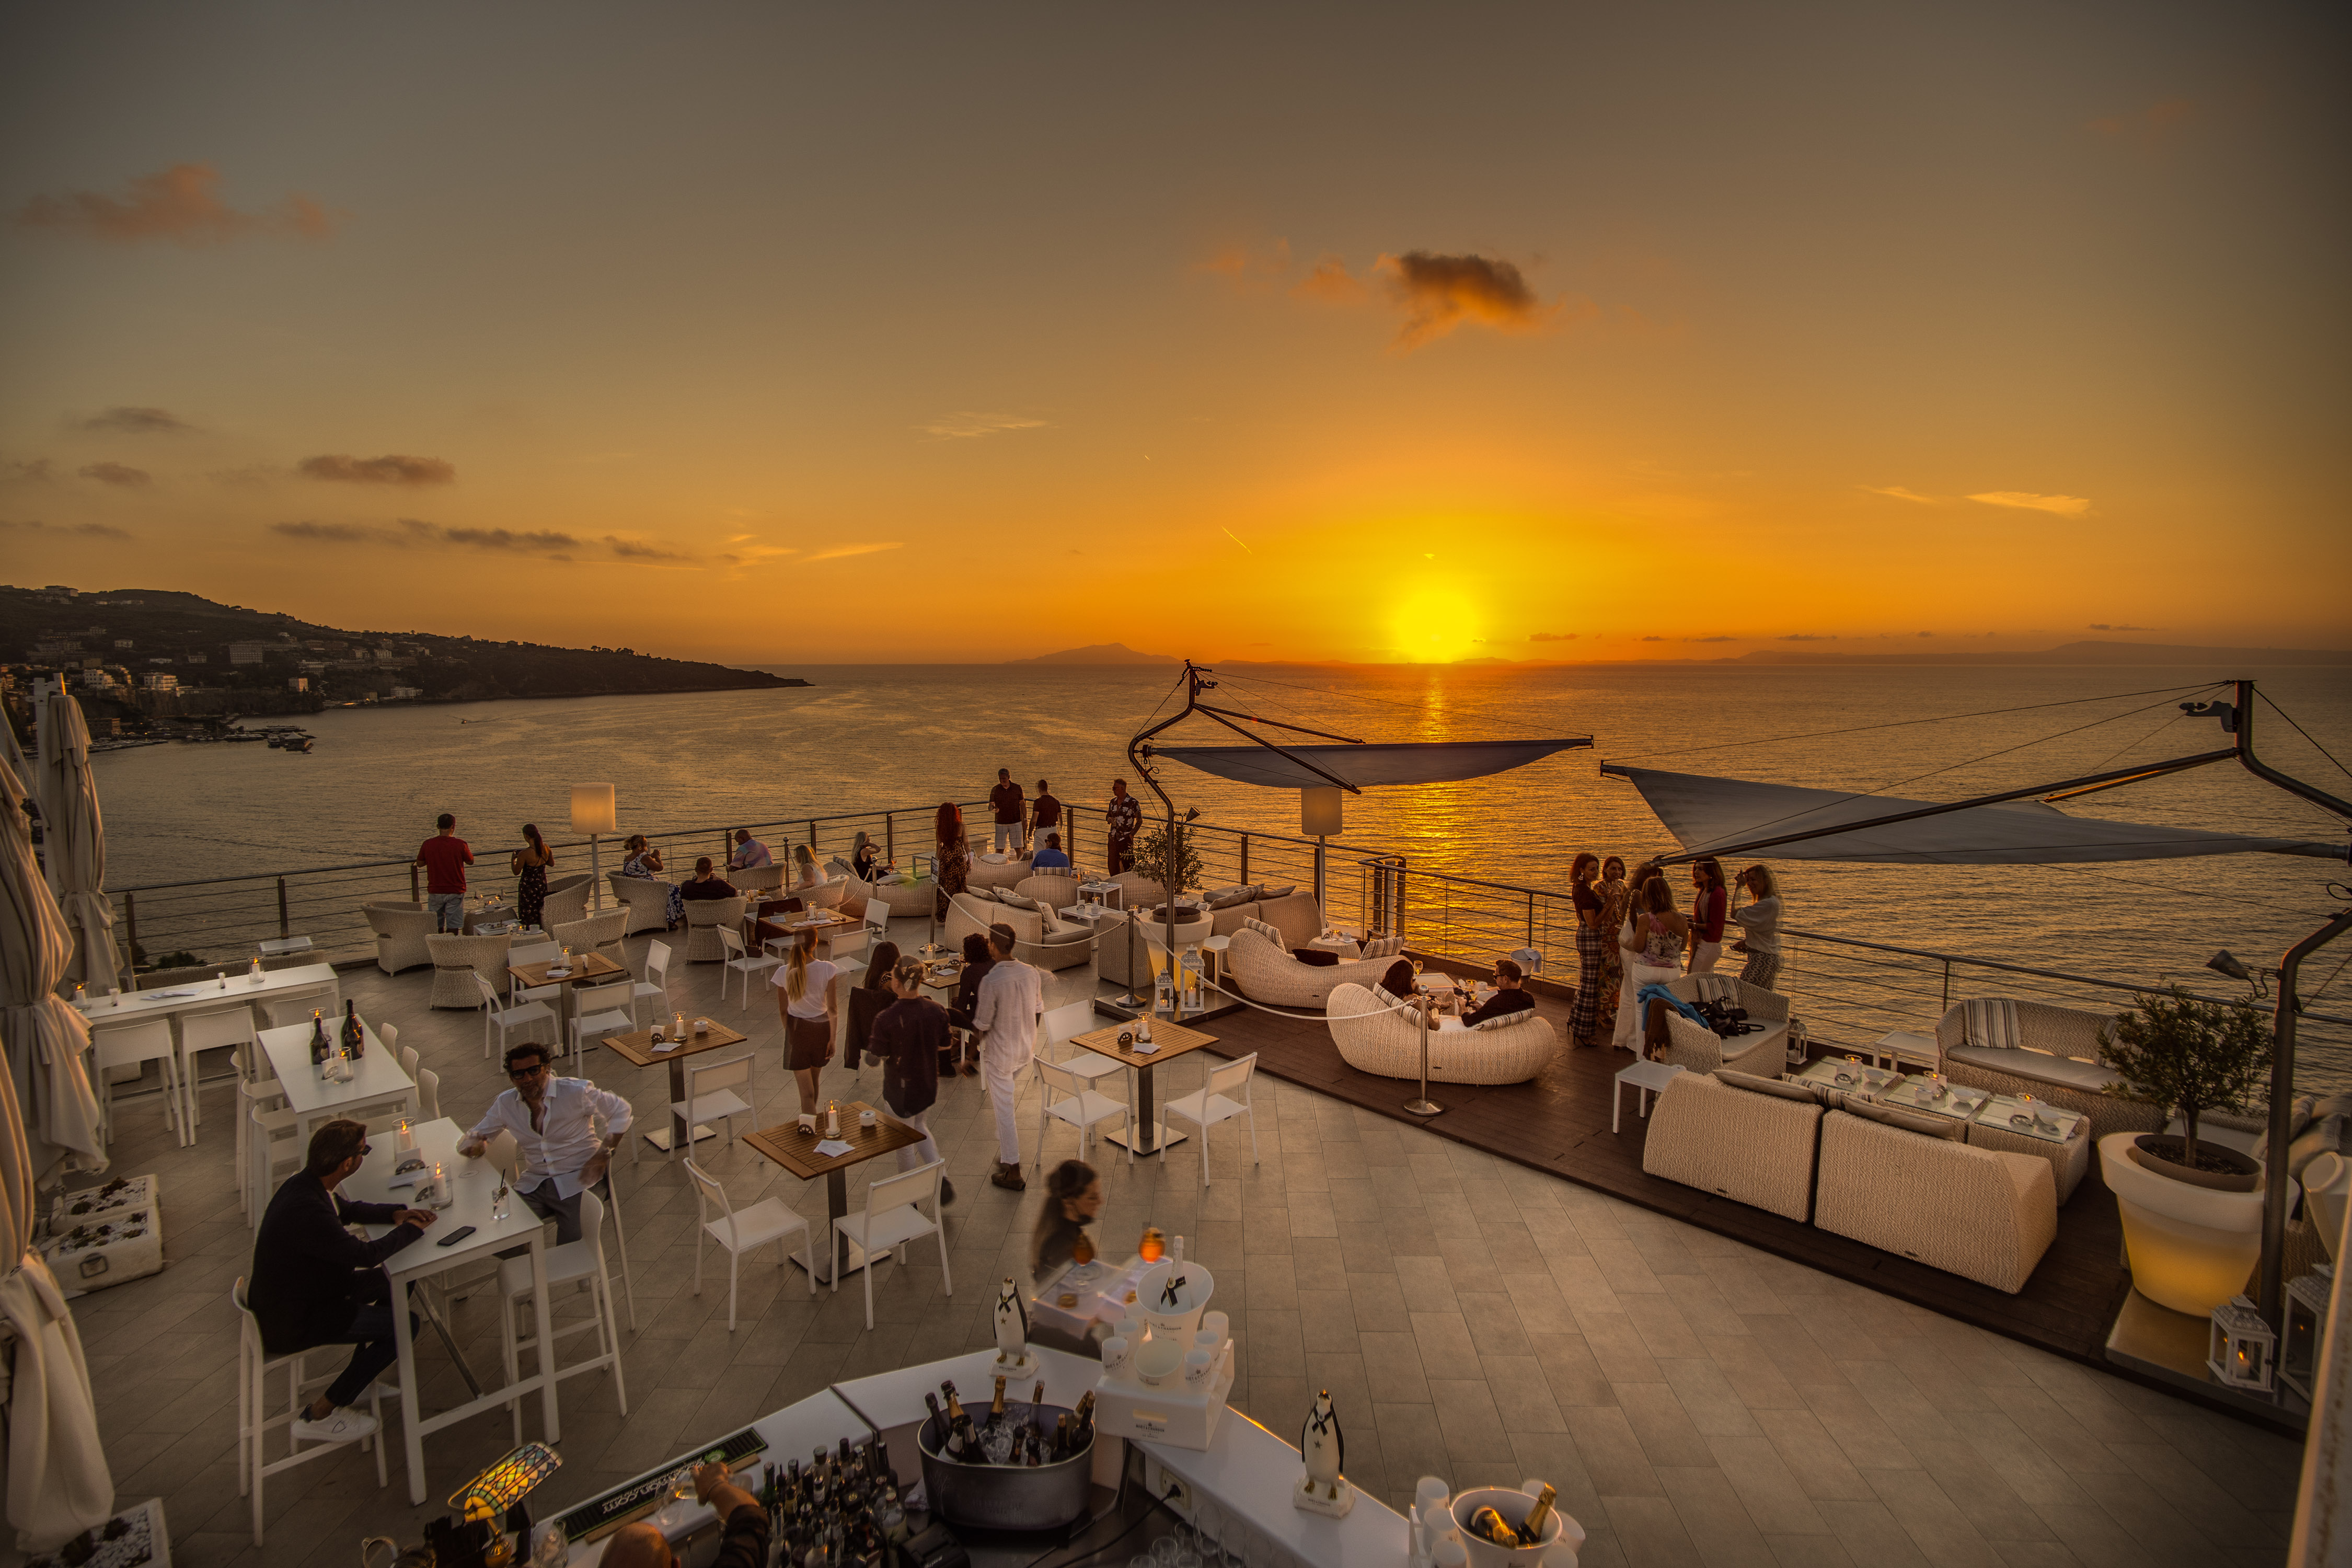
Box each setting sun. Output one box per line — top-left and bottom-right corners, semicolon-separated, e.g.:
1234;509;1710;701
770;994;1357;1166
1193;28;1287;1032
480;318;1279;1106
1389;581;1485;663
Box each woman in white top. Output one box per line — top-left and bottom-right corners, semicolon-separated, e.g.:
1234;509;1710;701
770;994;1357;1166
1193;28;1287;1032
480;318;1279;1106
1729;864;1784;990
791;842;823;890
774;932;839;1116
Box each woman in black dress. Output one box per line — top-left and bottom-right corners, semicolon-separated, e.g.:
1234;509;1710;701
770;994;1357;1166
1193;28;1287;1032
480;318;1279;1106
512;823;554;927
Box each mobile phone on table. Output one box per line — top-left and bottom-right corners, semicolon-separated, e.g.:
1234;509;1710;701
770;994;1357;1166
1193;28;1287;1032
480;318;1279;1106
436;1225;478;1247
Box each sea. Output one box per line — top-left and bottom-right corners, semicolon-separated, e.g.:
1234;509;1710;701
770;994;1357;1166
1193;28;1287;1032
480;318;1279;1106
85;660;2352;1081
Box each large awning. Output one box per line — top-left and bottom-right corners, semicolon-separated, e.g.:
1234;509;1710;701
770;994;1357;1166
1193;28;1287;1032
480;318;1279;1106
1609;764;2346;865
1156;738;1590;790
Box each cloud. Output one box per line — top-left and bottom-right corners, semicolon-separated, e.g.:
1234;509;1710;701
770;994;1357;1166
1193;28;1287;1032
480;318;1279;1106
1;458;55;483
1687;635;1735;643
605;536;691;562
268;517;581;559
299;453;456;486
0;518;133;540
1221;527;1254;554
78;462;151;487
1779;633;1832;641
1373;251;1560;348
437;524;579;555
1640;635;1663;642
1918;630;1935;637
1292;255;1368;305
17;162;344;246
269;520;378;544
917;412;1047;441
1529;631;1578;642
1860;484;1934;503
1969;491;2091;517
808;541;903;562
78;406;193;435
2088;624;2157;632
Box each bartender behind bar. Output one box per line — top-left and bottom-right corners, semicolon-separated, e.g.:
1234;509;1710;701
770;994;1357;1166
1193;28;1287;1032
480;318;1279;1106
603;1461;765;1568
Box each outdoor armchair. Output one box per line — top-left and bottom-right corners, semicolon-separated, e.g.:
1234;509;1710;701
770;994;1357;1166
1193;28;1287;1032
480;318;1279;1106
427;932;515;1010
684;896;748;962
1223;927;1394;1010
364;901;436;976
535;872;593;928
607;871;673;935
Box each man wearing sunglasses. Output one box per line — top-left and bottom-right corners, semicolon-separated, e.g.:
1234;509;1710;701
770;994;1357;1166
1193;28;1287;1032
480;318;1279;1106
247;1118;436;1444
1460;958;1537;1026
456;1042;632;1244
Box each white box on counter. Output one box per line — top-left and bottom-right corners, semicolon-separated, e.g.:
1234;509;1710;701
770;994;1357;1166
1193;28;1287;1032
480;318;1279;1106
1093;1343;1235;1450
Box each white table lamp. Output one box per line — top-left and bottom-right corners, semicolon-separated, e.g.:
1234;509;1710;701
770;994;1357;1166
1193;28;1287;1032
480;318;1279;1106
572;784;618;909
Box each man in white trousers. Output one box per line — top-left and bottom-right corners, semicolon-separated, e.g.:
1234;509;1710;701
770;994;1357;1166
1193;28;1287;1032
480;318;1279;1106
972;923;1042;1191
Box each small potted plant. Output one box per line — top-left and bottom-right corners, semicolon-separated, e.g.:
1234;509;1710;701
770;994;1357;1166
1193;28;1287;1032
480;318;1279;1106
2101;985;2272;1191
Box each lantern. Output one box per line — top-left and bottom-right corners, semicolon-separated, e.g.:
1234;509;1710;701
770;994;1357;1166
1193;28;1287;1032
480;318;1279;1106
2281;1264;2334;1402
2206;1294;2275;1392
572;783;618;909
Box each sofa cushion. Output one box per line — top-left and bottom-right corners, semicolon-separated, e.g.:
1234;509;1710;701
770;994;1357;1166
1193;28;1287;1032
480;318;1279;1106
1962;997;2024;1053
2289;1114;2350;1180
1471;1009;1539;1033
1846;1097;1964;1140
1373;985;1412;1010
998;890;1040;912
1255;892;1323;948
1294;948;1339;968
1944;1043;2124;1096
1362;935;1404;960
1035;923;1094;948
1716;1068;1816;1105
1243;916;1287;950
1202;884;1255;910
826;857;857;880
1259;884;1295;900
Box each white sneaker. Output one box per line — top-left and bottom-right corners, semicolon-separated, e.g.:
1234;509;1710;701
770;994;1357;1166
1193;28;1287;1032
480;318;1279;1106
292;1407;379;1444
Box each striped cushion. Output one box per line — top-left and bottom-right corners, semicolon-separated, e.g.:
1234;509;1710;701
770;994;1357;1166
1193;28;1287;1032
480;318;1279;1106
1963;998;2023;1053
1244;917;1287;951
1691;975;1737;1004
1362;935;1404;960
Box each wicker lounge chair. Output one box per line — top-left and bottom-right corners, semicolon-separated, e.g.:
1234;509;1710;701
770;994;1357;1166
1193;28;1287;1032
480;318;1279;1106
1934;998;2161;1140
365;901;436;976
1325;982;1555;1086
1222;928;1394;1010
550;909;627;962
966;855;1032;891
860;873;939;920
535;873;593;929
685;896;748;962
426;932;514;1010
608;872;674;935
734;864;785;893
1016;873;1082;912
941;892;1094;973
1651;979;1787;1076
1814;1109;2056;1293
1641;1070;1823;1221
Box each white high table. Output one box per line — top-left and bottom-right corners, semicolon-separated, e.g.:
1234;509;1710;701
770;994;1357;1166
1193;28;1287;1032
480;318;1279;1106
345;1118;561;1504
74;961;339;1024
258;1016;418;1144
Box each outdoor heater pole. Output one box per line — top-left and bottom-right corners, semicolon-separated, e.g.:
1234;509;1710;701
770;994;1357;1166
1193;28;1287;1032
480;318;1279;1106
2263;907;2352;1328
1405;998;1441;1117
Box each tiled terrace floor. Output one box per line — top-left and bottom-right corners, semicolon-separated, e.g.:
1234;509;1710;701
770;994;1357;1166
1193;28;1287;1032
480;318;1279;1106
68;928;2308;1568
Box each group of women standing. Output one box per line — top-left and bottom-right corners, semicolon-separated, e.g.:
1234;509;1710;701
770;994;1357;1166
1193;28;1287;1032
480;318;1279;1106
1565;853;1783;1048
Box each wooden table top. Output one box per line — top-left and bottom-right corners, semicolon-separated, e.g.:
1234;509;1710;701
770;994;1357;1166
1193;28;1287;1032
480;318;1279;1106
1071;1019;1217;1069
744;1101;925;1180
916;959;963;993
601;1021;749;1068
759;907;859;932
509;953;625;987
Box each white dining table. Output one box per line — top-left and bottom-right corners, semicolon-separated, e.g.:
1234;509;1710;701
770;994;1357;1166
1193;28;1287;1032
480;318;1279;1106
73;961;340;1024
258;1016;418;1143
344;1117;562;1504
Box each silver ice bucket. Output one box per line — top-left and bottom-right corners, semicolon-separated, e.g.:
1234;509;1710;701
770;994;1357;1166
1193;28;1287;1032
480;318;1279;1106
916;1408;1094;1532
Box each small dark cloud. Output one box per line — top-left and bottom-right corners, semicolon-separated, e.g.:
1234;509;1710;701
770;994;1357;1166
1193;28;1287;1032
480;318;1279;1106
605;536;690;562
79;462;151;487
79;406;192;435
1529;631;1578;642
298;453;455;486
17;162;343;246
1779;633;1831;642
1918;630;1934;638
1640;635;1663;642
270;520;378;544
0;518;133;540
1;458;54;482
1374;250;1558;349
2088;623;2157;632
270;517;580;559
437;524;578;555
1687;636;1735;643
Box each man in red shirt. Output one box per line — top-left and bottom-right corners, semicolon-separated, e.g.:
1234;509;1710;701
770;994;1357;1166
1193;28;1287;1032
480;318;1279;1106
416;813;474;931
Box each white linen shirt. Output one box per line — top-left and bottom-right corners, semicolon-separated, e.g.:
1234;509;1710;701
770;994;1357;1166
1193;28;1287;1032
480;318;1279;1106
973;958;1043;1067
466;1078;633;1198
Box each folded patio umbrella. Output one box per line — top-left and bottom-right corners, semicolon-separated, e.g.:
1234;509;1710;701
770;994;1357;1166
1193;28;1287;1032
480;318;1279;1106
0;1252;114;1551
33;694;117;994
0;755;106;1184
1610;765;2343;865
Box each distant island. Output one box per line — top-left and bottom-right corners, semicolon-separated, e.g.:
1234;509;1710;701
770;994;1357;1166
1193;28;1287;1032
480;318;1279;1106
1008;642;1181;665
0;583;805;739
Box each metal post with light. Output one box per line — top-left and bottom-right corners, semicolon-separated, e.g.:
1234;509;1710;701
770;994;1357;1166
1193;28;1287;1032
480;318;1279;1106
1302;785;1342;914
571;784;617;910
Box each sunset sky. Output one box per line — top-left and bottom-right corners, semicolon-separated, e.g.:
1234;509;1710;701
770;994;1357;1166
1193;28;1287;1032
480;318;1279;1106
1;5;2345;664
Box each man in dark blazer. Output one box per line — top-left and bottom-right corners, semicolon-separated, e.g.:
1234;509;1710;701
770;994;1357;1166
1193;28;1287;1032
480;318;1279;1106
247;1118;436;1443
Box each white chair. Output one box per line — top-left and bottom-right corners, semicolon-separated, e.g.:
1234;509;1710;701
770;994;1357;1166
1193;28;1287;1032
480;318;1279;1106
236;1077;289;1215
265;995;335;1030
247;1100;302;1225
90;1018;182;1147
591;1108;638;1330
1034;1057;1132;1170
821;901;886;965
476;973;557;1062
235;1276;388;1546
684;1158;814;1330
832;1158;952;1330
1043;1000;1124;1089
416;1066;441;1122
497;1188;628;1442
179;1005;258;1142
568;981;637;1075
508;941;566;1013
1159;1053;1261;1187
719;927;781;1008
631;939;672;1027
398;1043;420;1080
379;1020;400;1060
669;1054;755;1159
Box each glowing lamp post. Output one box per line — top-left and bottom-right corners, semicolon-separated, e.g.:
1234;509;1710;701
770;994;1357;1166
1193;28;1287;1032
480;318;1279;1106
1302;786;1343;913
572;784;617;909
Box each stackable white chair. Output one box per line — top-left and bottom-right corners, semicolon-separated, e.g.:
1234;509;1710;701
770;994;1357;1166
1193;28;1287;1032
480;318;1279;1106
669;1054;754;1159
832;1158;951;1330
497;1189;628;1443
719;928;781;1007
567;981;636;1075
398;1044;420;1080
179;1004;258;1142
236;1077;289;1215
90;1018;182;1147
235;1276;389;1546
507;942;567;1022
246;1100;303;1221
684;1158;814;1330
1159;1053;1261;1187
475;973;556;1061
266;997;331;1031
416;1066;442;1122
592;1105;638;1330
1034;1057;1131;1170
1042;1000;1124;1089
631;940;672;1028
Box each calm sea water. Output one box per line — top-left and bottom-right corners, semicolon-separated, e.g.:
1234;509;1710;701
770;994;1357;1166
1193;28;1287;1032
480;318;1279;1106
88;661;2352;1073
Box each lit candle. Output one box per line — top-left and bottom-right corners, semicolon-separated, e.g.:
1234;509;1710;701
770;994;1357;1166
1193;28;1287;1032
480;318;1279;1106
396;1119;416;1154
826;1101;840;1138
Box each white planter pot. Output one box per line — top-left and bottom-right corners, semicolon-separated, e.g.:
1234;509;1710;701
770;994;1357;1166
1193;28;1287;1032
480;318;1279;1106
2099;1133;2288;1317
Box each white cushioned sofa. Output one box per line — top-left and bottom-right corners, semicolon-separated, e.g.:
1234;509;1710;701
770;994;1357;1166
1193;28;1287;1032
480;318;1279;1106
1814;1108;2056;1294
1325;982;1555;1085
941;890;1096;973
1935;998;2161;1139
1223;927;1393;1009
1641;1070;1823;1221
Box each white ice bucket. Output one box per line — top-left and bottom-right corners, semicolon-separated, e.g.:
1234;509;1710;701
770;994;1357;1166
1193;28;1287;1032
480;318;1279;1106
1134;1261;1215;1340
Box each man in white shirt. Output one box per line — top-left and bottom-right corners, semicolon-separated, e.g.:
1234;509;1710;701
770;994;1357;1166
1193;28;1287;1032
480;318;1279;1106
456;1042;632;1243
971;924;1042;1191
728;829;773;871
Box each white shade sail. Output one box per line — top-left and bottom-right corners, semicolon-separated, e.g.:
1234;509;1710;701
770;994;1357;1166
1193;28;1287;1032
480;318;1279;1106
1610;765;2345;865
1155;738;1590;790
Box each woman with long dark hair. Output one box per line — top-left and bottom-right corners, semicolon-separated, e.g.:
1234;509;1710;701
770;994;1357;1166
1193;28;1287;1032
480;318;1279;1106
1607;860;1655;1051
1624;874;1689;1057
848;940;903;1067
1687;856;1728;974
1566;851;1605;1046
933;802;970;916
1031;1159;1102;1276
512;823;554;927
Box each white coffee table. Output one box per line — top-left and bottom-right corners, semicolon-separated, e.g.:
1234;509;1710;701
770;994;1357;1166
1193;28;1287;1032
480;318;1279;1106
1613;1059;1684;1132
1872;1029;1940;1071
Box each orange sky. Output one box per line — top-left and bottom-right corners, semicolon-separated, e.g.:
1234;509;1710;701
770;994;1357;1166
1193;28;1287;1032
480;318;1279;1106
2;6;2346;664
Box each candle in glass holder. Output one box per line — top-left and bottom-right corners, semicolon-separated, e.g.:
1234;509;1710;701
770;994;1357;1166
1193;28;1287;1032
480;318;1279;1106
826;1101;840;1138
396;1119;416;1155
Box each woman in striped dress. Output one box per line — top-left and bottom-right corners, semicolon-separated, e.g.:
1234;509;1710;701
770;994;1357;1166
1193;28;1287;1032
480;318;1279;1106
1567;852;1606;1045
1729;864;1784;989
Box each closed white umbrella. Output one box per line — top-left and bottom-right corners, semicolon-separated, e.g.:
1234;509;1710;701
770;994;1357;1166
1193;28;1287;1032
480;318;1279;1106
0;1251;115;1549
0;755;106;1184
34;693;117;994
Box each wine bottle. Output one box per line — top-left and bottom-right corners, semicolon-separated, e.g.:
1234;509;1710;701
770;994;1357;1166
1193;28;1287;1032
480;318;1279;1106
1516;1484;1558;1546
941;1382;972;1459
1467;1507;1519;1548
341;999;364;1059
309;1009;328;1067
1070;1389;1096;1450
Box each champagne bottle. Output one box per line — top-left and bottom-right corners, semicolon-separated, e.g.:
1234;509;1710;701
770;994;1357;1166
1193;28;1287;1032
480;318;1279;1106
940;1382;972;1459
1159;1233;1187;1308
309;1009;328;1067
1467;1507;1519;1548
341;999;364;1059
1516;1484;1558;1546
1070;1389;1096;1450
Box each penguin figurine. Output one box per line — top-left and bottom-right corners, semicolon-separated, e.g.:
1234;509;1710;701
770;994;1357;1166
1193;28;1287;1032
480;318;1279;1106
993;1275;1030;1364
1301;1389;1344;1501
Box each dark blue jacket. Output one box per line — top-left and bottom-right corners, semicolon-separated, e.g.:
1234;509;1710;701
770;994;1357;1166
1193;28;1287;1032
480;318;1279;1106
248;1172;422;1353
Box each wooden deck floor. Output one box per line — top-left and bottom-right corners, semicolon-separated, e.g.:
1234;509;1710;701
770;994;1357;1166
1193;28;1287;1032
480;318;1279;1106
1185;986;2133;1371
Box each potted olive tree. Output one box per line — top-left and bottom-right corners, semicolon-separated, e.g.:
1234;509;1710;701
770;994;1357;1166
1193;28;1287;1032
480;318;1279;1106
1131;822;1203;913
2101;985;2273;1191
